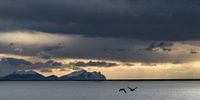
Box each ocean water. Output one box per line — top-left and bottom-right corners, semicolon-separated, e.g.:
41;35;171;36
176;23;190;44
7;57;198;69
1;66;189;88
0;81;199;100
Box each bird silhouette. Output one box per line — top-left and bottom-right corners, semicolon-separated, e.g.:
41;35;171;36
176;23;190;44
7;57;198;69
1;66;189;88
127;86;138;92
119;88;127;93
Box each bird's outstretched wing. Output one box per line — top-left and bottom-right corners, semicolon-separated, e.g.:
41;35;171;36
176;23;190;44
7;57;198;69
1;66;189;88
127;86;132;90
134;87;138;90
119;88;127;93
127;86;138;91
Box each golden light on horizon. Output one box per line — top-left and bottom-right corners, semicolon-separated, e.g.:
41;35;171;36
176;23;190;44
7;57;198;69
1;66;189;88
0;31;79;45
1;53;200;79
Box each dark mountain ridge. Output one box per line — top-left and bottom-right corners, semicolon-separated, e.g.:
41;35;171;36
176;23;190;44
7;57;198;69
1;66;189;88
0;70;106;81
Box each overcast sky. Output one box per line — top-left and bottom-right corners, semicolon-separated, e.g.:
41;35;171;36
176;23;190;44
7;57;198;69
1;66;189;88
0;0;200;79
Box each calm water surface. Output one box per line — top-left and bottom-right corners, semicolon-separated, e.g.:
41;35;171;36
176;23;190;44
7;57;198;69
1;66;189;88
0;81;199;100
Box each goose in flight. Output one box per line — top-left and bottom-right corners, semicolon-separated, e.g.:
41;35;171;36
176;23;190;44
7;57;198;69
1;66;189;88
127;86;138;92
119;88;127;93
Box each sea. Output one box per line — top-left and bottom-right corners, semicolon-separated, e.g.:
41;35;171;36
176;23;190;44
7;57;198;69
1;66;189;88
0;81;199;100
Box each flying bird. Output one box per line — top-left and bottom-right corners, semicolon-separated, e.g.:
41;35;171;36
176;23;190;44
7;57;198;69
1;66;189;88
119;88;127;93
127;86;138;92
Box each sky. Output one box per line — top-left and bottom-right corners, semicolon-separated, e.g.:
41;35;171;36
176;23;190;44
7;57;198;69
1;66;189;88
0;0;200;79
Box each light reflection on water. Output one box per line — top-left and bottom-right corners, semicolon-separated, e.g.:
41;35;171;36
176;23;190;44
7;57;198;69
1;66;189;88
0;81;199;100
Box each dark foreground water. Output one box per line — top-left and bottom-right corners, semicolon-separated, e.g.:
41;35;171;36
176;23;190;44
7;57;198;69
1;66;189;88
0;81;199;100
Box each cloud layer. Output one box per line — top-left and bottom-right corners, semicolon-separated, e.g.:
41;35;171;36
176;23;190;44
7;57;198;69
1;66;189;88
0;56;119;76
0;31;200;63
70;61;117;67
0;0;199;40
0;31;76;45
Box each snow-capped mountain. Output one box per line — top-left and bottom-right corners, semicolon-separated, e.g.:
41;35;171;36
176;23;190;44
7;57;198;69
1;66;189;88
2;70;45;81
0;70;106;81
60;70;106;81
1;58;33;66
13;70;38;75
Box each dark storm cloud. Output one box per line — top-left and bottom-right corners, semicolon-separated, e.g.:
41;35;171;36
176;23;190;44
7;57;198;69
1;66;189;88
0;57;64;76
0;0;199;40
190;50;198;54
44;60;62;66
140;42;174;52
1;57;33;66
0;56;118;73
70;61;118;67
0;57;63;70
1;36;199;63
43;43;63;51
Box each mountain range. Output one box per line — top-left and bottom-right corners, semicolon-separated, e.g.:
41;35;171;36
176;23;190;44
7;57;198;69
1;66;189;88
0;70;106;81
